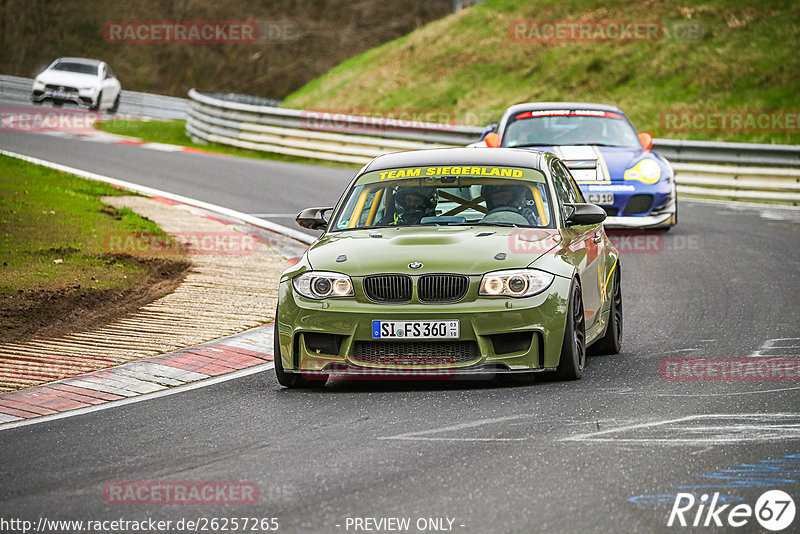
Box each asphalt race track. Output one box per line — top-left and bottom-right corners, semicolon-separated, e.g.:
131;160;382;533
1;124;800;533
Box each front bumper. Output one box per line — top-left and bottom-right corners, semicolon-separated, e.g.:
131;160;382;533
275;275;572;377
582;180;677;229
284;363;552;380
31;87;97;107
603;211;675;229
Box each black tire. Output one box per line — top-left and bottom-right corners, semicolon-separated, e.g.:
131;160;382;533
273;317;327;388
90;91;102;111
588;265;622;355
660;193;678;232
554;280;586;380
110;94;120;113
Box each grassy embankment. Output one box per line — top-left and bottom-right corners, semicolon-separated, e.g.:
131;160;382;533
0;155;188;340
283;0;800;145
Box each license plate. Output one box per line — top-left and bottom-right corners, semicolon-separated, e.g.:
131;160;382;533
372;320;459;339
587;193;614;205
49;90;72;100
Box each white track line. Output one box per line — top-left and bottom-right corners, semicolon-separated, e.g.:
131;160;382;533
0;149;315;244
0;149;305;431
378;414;531;442
0;362;274;432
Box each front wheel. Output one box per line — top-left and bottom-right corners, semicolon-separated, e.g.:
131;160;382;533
110;93;120;113
90;91;102;111
273;317;327;388
554;280;586;380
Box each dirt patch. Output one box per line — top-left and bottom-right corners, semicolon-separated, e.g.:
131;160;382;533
0;255;191;343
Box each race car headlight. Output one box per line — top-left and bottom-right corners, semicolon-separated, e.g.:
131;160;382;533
293;271;354;299
479;269;554;298
624;158;662;185
32;79;45;89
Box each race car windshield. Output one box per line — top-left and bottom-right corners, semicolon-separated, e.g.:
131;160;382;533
51;61;99;75
331;166;554;230
502;111;641;148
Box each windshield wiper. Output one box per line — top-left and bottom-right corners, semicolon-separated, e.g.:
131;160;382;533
447;222;521;228
556;143;624;147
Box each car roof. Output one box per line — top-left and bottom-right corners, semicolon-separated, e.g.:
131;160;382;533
361;147;549;173
54;57;103;66
503;102;625;115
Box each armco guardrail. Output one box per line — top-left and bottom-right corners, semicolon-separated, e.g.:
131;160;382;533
653;138;800;168
0;75;188;120
672;163;800;203
186;89;482;164
187;90;800;205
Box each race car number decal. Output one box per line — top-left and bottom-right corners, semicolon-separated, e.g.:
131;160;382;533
372;320;459;339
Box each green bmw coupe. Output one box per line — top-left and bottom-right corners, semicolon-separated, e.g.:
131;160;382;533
274;148;621;387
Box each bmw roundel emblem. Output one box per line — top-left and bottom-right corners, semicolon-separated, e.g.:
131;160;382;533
408;261;423;270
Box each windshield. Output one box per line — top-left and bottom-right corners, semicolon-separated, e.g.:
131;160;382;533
331;165;554;230
502;110;641;148
51;61;99;75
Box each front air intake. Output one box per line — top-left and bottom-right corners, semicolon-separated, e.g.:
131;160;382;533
363;275;412;303
418;274;469;303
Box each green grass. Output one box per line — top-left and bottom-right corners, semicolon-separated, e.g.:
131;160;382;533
0;155;174;295
96;119;359;169
283;0;800;145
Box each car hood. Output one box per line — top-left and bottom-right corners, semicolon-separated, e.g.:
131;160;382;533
306;226;562;277
537;145;649;181
36;70;99;88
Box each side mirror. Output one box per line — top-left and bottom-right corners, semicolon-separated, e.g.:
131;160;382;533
564;203;607;226
296;207;333;230
638;132;654;151
484;132;501;148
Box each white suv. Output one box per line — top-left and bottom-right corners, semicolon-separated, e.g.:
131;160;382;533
31;57;121;112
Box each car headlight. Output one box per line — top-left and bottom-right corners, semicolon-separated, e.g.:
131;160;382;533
624;158;662;185
479;269;554;298
81;87;97;93
292;271;354;299
32;79;44;89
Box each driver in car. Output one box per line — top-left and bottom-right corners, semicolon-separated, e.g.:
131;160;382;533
481;184;540;226
382;187;438;225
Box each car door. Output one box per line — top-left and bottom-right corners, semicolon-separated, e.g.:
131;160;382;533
551;159;604;330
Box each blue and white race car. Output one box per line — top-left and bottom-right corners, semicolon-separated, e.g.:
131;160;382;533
479;102;676;229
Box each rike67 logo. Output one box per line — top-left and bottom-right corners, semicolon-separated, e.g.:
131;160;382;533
668;490;795;531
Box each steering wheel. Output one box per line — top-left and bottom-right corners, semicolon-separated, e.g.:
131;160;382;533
485;207;520;216
480;207;529;225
